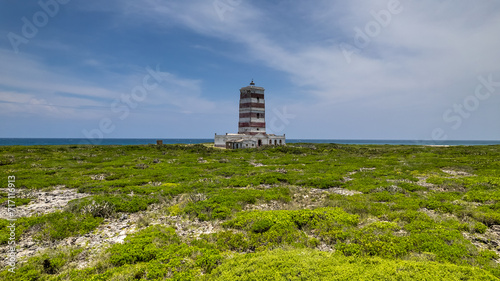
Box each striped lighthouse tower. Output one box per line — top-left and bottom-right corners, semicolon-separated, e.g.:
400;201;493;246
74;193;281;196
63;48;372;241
238;80;266;135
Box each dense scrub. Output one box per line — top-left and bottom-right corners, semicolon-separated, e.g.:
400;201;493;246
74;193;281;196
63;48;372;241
5;225;496;280
208;248;498;281
1;143;500;279
0;212;102;245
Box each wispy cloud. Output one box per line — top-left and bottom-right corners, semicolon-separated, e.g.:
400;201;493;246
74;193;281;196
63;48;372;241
110;0;500;105
2;0;500;138
0;48;230;121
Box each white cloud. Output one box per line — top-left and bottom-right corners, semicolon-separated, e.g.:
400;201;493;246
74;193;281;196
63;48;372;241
99;0;500;139
3;0;500;138
0;48;231;121
112;0;500;100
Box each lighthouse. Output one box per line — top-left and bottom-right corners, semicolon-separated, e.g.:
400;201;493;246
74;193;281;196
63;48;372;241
215;80;286;149
238;80;266;135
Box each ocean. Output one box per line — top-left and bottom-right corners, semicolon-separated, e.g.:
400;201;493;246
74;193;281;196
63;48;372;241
0;138;499;146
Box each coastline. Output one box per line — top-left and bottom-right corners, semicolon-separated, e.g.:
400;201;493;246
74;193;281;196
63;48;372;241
0;138;499;146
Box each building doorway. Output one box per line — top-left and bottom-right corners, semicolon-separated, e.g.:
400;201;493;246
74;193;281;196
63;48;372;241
258;139;262;147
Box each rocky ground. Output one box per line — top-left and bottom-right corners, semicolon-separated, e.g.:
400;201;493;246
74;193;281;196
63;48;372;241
0;186;89;219
0;191;221;269
1;171;499;269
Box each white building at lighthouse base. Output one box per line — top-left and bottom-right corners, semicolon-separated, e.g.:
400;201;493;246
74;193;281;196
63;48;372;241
214;133;285;149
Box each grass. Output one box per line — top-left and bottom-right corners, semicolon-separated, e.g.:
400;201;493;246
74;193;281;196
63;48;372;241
1;143;500;280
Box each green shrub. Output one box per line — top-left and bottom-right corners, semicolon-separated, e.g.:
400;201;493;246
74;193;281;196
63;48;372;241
387;210;430;223
420;192;463;214
183;187;291;221
108;226;180;266
337;221;409;259
0;211;102;244
34;212;103;242
297;174;344;189
0;247;83;280
398;182;427;192
0;197;31;206
327;193;390;218
473;222;488;234
470;206;500;226
195;248;223;274
463;189;500;203
221;208;358;251
204;248;498;281
251;218;274;233
207;231;249;252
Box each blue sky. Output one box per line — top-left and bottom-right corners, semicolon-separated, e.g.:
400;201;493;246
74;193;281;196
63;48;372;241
1;0;500;140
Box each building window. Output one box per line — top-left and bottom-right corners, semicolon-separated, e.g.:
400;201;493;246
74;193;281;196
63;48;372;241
279;140;282;144
269;140;272;145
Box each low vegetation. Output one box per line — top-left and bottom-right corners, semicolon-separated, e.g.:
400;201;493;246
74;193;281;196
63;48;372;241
1;143;499;280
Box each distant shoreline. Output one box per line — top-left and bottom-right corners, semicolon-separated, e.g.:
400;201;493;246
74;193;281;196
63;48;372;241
0;138;499;146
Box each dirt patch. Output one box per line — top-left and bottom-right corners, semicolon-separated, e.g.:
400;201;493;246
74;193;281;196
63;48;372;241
462;225;500;264
0;186;90;219
441;169;473;177
415;176;437;189
244;186;362;212
318;187;362;196
343;168;376;182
